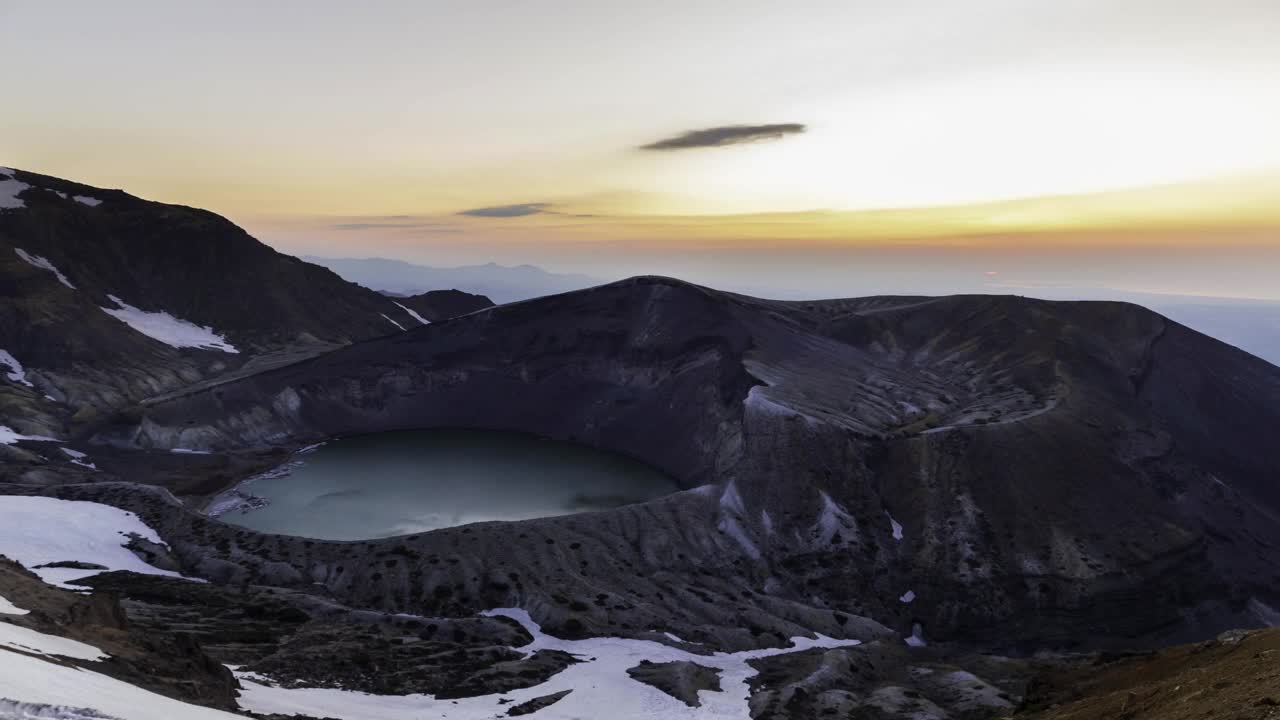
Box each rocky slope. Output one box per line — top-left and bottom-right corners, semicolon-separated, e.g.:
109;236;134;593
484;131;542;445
0;167;489;475
1016;627;1280;720
0;556;237;710
78;276;1280;657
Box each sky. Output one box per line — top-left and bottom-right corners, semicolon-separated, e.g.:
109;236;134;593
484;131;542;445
2;0;1279;299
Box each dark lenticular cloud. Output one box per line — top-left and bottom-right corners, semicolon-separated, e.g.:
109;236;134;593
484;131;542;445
639;123;806;151
457;202;551;218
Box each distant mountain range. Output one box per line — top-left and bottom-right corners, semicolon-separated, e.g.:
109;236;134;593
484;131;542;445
303;256;605;305
307;254;1280;367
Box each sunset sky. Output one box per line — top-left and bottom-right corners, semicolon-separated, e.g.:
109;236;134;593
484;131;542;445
3;0;1278;299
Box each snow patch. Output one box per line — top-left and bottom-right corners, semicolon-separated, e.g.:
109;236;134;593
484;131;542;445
14;248;76;289
72;195;102;207
744;385;806;420
379;313;405;331
0;621;105;661
905;622;927;647
0;496;190;588
719;480;747;516
60;448;97;471
899;590;916;604
0;592;30;615
168;448;211;455
0;426;62;444
0;168;30;209
100;295;237;353
887;511;904;541
813;491;856;545
235;606;862;720
392;301;430;326
0;349;34;387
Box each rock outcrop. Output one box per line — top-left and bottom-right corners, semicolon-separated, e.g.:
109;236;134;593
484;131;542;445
627;659;722;706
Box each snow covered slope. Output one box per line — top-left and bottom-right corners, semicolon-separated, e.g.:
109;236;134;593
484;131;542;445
0;496;189;588
235;607;861;720
0;627;242;720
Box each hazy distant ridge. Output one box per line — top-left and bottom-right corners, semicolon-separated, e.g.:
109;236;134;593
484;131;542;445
304;256;604;305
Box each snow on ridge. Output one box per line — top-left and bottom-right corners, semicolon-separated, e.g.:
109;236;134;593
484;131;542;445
0;426;62;444
236;606;862;720
0;168;30;209
100;295;238;353
60;447;97;471
73;195;102;207
14;249;76;289
392;301;430;326
0;496;190;588
380;313;405;331
0;592;30;615
0;349;34;387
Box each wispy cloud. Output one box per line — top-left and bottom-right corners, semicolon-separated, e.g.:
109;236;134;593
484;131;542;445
639;123;806;151
332;221;458;230
457;202;552;218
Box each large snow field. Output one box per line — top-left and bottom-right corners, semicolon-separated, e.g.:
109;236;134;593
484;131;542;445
0;496;188;588
0;620;105;661
236;607;862;720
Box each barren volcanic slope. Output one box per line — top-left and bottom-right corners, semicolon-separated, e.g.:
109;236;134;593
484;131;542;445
0;167;490;473
92;276;1280;656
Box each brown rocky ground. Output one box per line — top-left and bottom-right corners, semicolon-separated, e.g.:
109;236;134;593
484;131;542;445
0;557;238;710
1016;628;1280;720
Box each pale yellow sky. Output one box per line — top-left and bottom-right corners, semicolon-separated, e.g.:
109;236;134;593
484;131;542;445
2;0;1279;297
